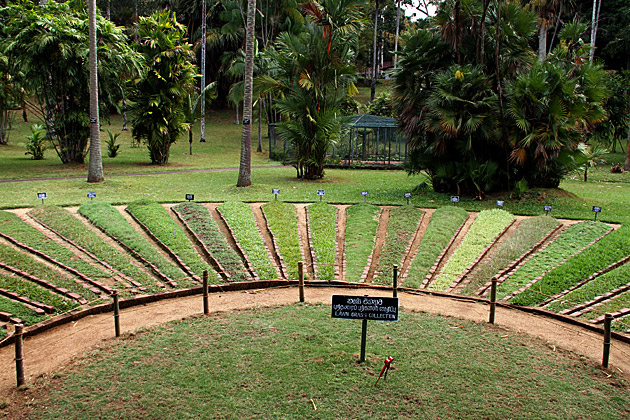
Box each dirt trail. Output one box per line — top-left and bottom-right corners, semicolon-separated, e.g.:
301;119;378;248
336;205;349;281
364;207;392;282
294;203;314;280
1;286;629;402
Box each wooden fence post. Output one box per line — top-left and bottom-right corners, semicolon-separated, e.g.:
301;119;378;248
113;291;120;337
489;278;497;324
393;265;398;298
14;323;25;387
298;261;305;303
603;313;612;368
203;270;209;314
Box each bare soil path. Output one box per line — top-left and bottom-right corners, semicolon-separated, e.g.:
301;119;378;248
294;203;314;280
1;286;629;402
364;207;392;282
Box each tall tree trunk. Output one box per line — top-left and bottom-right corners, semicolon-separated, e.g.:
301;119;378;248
237;0;255;187
394;0;401;69
625;120;630;171
370;0;379;101
590;0;601;62
87;0;104;183
257;98;263;153
538;23;547;62
200;0;207;142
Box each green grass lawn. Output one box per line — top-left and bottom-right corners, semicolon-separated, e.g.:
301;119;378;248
12;304;630;420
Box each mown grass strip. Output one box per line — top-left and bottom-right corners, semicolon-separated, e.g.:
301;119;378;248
29;206;162;292
172;203;249;282
403;206;469;289
546;257;630;314
0;241;95;300
344;204;380;282
262;201;302;280
0;273;76;313
79;202;188;284
580;291;630;330
306;202;337;281
217;201;277;281
497;222;612;301
511;224;630;307
0;210;110;281
126;200;211;283
430;209;515;291
460;216;560;295
0;295;47;326
374;206;424;286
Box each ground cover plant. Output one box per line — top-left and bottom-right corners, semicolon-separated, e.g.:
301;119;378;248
511;225;630;307
0;272;76;313
496;221;612;300
344;204;380;282
16;305;630;419
545;258;630;314
126;200;212;283
78;201;189;284
0;295;46;329
373;206;424;285
172;202;249;282
0;211;110;281
217;201;276;281
403;206;469;289
0;242;95;301
580;290;630;332
460;216;560;295
28;206;162;292
306;202;337;280
430;209;515;291
261;201;302;280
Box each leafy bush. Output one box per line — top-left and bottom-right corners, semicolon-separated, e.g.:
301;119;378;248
127;200;212;281
24;124;47;160
29;206;161;291
217;201;277;281
430;209;515;291
374;206;424;285
78;201;188;283
306;202;337;280
105;129;121;158
262;201;302;280
172;203;249;282
404;207;469;289
344;204;380;282
510;225;630;307
365;91;395;117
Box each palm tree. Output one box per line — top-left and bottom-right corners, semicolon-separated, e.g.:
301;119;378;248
237;0;256;187
87;0;104;183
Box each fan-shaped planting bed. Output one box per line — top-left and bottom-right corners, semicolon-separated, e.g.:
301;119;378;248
306;202;337;281
343;204;381;282
262;201;303;280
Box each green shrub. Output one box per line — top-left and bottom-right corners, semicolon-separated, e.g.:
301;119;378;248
24;124;47;160
105;129;121;158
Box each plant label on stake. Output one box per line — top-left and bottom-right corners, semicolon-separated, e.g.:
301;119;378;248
592;206;602;222
87;192;96;201
361;191;368;204
37;192;47;205
317;189;325;202
186;194;194;202
496;200;504;208
272;188;280;200
451;196;459;205
404;192;412;205
544;205;552;216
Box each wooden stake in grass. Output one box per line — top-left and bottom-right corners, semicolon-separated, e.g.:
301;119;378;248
14;323;25;387
113;291;120;338
603;313;612;368
298;261;304;303
203;270;209;314
489;277;497;325
393;265;398;298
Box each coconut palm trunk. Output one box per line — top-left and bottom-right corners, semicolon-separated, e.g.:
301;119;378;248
87;0;104;183
237;0;255;187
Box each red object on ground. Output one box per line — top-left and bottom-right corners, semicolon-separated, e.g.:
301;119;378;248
375;356;394;385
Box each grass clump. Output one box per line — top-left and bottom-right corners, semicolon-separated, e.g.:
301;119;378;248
0;210;110;281
344;204;380;282
0;242;95;300
217;201;277;281
0;295;47;326
29;206;162;292
461;216;560;295
404;206;468;288
23;304;630;420
126;200;211;283
430;209;515;291
497;221;611;300
306;202;337;280
262;201;302;280
373;206;424;285
511;224;630;307
580;289;630;331
0;273;76;313
172;203;249;282
78;201;188;283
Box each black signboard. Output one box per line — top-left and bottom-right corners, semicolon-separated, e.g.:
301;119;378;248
272;188;280;194
186;194;194;201
496;200;504;207
592;206;602;213
331;295;398;321
317;190;325;196
544;205;552;211
404;192;412;198
87;192;96;200
361;191;369;196
451;196;459;203
37;192;47;199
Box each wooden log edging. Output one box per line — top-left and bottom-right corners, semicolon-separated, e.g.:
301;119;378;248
447;218;516;293
591;308;630;324
215;208;260;281
0;288;54;315
503;227;615;303
0;231;110;297
421;214;470;289
569;281;630;318
475;223;564;297
259;206;289;280
0;261;87;304
304;206;319;280
170;207;231;283
360;208;384;282
125;208;201;282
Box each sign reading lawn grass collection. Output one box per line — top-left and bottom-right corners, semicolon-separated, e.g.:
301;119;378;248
331;295;398;321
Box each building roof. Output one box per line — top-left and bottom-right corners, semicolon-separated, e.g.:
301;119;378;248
348;114;397;128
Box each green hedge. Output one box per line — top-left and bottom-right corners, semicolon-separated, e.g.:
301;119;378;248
307;202;337;281
344;204;380;282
